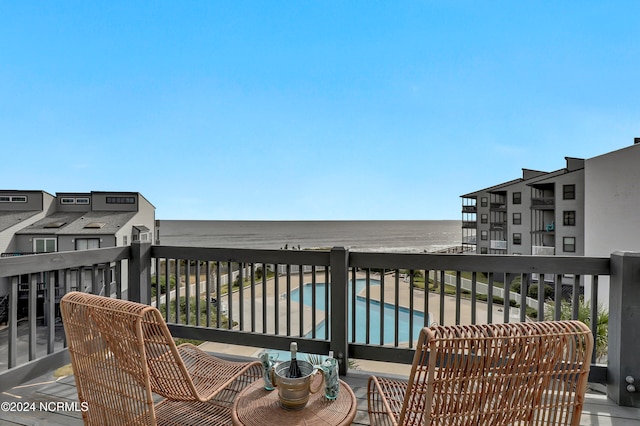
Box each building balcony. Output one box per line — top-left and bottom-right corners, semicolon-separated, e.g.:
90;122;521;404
462;220;477;228
462;205;477;213
1;252;36;257
1;242;639;423
531;197;555;210
489;202;507;211
532;245;556;255
462;235;477;245
490;222;507;231
490;240;507;250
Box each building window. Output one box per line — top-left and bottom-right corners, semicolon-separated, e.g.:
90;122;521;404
106;196;135;204
1;195;27;202
76;238;100;250
34;238;56;253
512;192;521;205
481;230;488;240
123;236;128;246
480;247;488;254
513;212;521;225
513;233;522;245
481;197;488;207
481;214;488;224
563;184;575;200
563;237;576;252
563;211;576;226
61;197;90;205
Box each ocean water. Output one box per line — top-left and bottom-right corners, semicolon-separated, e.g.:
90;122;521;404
158;220;461;253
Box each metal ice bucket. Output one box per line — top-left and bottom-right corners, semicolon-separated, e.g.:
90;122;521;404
271;360;322;410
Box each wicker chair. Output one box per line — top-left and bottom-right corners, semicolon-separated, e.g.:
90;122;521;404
368;320;594;426
60;291;262;425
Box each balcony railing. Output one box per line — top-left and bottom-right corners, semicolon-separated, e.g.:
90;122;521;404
462;205;477;213
461;220;477;228
531;197;555;209
490;240;507;250
462;235;477;245
1;243;639;408
533;245;556;255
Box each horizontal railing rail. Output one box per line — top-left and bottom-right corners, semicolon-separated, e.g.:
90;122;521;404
147;246;612;376
149;245;334;357
531;197;555;207
1;242;638;407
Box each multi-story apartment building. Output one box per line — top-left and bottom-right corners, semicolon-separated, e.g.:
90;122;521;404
461;158;585;256
461;139;640;305
0;191;155;321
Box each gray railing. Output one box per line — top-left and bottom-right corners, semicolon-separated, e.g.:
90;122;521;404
1;243;639;408
531;197;555;207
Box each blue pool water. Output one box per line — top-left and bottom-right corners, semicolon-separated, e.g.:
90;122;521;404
289;279;426;345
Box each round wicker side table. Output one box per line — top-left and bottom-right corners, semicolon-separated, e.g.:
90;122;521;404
231;379;356;426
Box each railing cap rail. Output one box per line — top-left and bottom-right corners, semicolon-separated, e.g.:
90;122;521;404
0;246;131;278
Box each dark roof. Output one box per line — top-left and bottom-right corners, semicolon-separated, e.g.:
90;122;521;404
16;211;136;235
0;211;41;233
16;212;84;235
57;211;137;235
526;167;583;186
460;178;523;198
133;225;150;233
461;165;579;198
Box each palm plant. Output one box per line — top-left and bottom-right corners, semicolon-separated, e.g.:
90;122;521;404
544;296;608;363
306;353;359;370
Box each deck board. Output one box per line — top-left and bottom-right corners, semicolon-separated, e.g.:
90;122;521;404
1;367;639;425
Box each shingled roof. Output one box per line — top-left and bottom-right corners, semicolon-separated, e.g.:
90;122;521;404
16;211;136;235
0;211;41;233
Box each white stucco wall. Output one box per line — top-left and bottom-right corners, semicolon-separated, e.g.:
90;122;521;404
585;144;640;255
584;143;640;306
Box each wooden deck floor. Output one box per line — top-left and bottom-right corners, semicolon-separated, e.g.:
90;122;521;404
1;367;639;426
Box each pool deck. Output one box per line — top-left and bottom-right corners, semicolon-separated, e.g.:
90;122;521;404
228;271;512;340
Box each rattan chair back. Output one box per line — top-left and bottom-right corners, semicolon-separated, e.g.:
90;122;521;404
61;291;199;424
369;320;594;426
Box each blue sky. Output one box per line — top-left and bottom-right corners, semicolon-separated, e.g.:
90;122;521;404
2;1;639;220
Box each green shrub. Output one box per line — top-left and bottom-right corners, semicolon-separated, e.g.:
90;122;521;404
158;296;237;345
545;296;608;362
527;283;554;300
152;275;176;298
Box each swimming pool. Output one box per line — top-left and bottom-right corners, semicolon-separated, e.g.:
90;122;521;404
289;279;426;345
